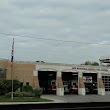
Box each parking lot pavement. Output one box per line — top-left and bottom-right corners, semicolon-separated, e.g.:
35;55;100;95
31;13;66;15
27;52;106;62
41;94;110;103
41;95;65;102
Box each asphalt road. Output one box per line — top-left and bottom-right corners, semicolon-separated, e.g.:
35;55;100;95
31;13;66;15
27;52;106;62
41;94;110;103
1;103;110;110
29;106;110;110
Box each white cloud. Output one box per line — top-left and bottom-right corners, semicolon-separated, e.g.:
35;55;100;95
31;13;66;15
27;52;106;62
0;0;110;64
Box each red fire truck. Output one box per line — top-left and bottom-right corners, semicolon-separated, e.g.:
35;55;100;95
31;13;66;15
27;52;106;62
83;76;97;94
48;80;56;94
68;80;78;94
48;80;69;94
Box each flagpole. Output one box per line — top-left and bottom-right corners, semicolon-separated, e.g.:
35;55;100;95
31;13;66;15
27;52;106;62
11;60;13;100
11;38;14;100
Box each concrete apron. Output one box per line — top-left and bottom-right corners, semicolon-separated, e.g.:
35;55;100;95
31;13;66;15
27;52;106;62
57;88;64;96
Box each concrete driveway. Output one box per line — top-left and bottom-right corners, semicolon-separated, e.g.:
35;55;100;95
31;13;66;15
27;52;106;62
41;94;110;103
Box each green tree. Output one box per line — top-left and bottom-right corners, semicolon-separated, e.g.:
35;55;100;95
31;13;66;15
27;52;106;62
82;61;99;66
0;79;20;96
92;61;99;66
5;79;20;93
0;78;7;95
13;80;21;92
85;61;92;65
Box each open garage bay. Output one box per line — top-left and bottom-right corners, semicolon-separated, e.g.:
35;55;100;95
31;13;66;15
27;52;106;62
83;73;97;95
38;71;56;94
62;72;78;95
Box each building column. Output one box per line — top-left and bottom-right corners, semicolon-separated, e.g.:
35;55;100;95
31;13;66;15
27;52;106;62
78;72;85;95
56;71;64;96
33;70;39;88
98;73;105;95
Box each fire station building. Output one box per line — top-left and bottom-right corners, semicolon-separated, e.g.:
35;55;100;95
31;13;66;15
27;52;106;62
0;58;110;96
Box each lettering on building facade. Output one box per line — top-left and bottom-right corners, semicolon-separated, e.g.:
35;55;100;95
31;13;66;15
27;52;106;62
72;67;108;72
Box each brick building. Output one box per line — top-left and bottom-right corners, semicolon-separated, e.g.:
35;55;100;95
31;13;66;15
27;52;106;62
0;58;110;96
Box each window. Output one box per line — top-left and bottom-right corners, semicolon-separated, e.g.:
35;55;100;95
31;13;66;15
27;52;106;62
102;76;110;91
26;82;29;86
105;88;108;91
0;68;6;78
20;82;23;92
21;82;23;86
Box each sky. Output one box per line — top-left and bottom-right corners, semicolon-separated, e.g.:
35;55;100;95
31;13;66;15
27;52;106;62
0;0;110;64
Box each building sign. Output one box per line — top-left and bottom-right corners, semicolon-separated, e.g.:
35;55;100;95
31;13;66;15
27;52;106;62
72;67;108;72
83;76;92;83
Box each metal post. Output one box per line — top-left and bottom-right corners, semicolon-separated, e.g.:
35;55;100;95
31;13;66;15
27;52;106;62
11;38;14;100
11;63;13;100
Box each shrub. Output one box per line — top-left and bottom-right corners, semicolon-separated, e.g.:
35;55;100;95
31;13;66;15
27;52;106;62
14;92;23;97
33;88;42;98
5;92;12;98
0;79;7;95
5;92;22;98
13;80;21;91
22;92;33;97
5;92;33;98
22;85;33;93
0;79;21;96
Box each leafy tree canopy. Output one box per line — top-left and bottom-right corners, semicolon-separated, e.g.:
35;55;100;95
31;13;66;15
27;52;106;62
81;61;99;66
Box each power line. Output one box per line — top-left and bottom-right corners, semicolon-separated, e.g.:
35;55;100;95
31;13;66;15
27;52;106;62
0;32;110;46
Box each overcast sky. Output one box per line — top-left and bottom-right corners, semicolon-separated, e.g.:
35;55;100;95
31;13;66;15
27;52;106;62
1;0;110;64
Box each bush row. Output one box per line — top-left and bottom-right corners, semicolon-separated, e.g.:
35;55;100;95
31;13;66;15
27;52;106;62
5;92;33;98
5;88;42;98
0;78;43;97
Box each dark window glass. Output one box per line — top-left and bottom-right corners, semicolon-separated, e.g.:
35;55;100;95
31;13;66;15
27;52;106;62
21;82;23;86
0;68;6;78
105;84;108;86
104;79;108;82
105;89;108;91
20;82;23;92
26;82;29;86
105;87;108;89
105;76;107;78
